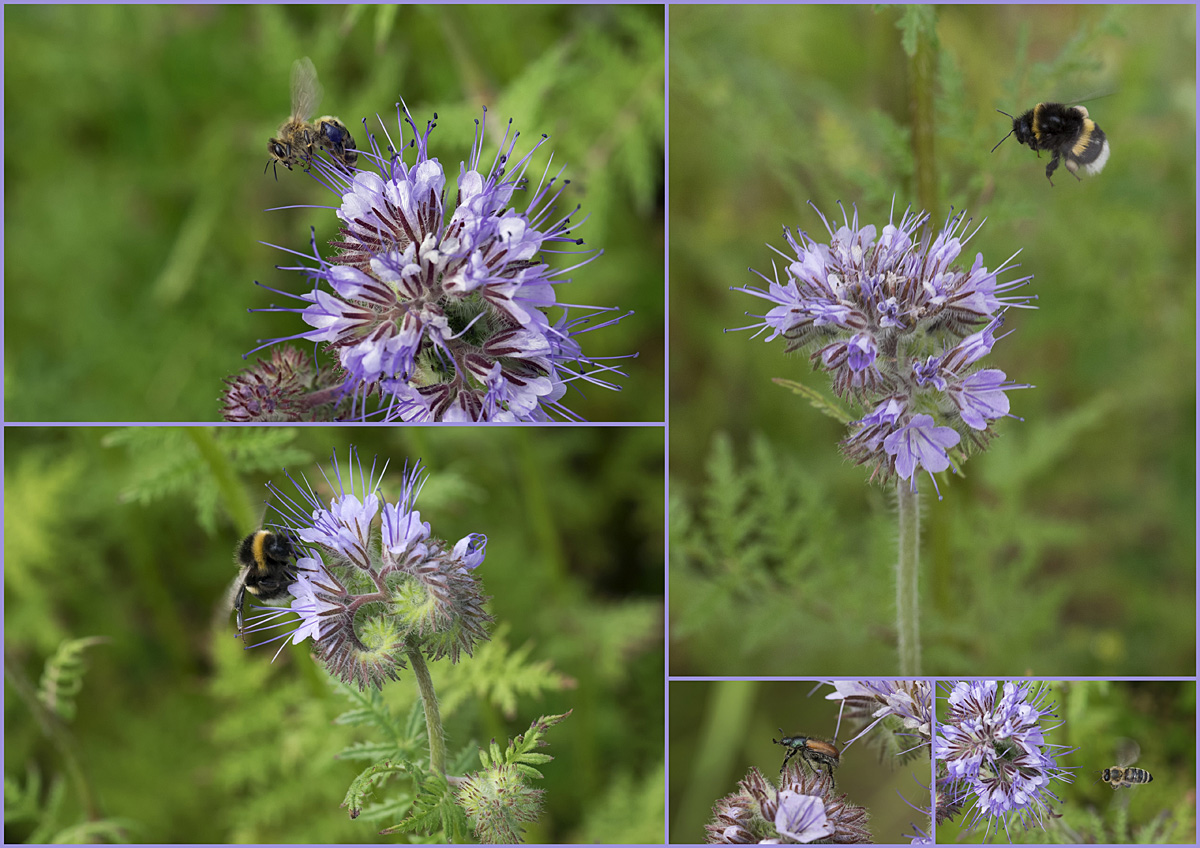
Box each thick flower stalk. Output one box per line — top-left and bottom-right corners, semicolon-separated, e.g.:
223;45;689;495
934;681;1074;842
240;448;492;691
732;201;1033;498
706;765;870;844
249;104;632;422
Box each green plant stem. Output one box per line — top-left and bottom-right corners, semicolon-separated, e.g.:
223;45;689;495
908;12;938;216
4;663;99;822
406;646;447;775
186;427;255;531
896;480;921;674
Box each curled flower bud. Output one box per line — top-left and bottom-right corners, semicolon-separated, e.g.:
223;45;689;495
221;346;347;421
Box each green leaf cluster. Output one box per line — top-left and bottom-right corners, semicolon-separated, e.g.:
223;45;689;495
477;710;572;781
671;432;896;674
36;636;110;724
5;637;135;843
4;764;136;846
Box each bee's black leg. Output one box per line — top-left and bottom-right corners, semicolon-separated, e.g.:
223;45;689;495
233;584;246;637
1045;153;1061;186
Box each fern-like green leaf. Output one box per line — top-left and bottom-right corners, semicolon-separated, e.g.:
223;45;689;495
103;427;309;533
4;764;44;826
771;377;854;424
50;818;138;844
354;791;414;825
378;771;469;840
895;4;938;57
23;771;66;844
342;759;409;820
330;678;395;728
437;623;573;720
331;681;424;764
335;740;398;763
578;762;666;844
37;636;108;722
494;710;573;780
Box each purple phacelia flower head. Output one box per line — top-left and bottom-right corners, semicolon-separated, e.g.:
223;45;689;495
935;681;1075;842
248;104;634;422
239;447;492;690
731;201;1035;499
824;680;933;750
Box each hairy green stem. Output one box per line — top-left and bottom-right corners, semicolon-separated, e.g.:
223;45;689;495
908;13;938;216
406;647;447;775
896;480;921;674
186;427;255;531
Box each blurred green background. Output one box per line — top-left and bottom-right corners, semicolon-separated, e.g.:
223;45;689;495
4;4;664;422
936;681;1196;843
669;5;1195;675
4;426;664;842
669;680;931;844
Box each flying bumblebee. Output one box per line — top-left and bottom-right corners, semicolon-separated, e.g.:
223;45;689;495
267;57;358;176
224;529;299;641
992;102;1109;186
773;729;841;787
1101;738;1153;790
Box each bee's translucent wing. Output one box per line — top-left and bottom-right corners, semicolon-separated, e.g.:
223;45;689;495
290;57;323;122
1114;737;1140;768
215;569;249;639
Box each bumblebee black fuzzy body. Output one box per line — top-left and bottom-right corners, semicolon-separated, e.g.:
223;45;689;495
773;729;841;786
228;530;297;639
992;102;1110;185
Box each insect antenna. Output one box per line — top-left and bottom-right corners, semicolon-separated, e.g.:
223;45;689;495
991;110;1017;153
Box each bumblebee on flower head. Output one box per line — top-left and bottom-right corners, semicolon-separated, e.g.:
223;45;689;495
992;102;1110;186
224;529;299;642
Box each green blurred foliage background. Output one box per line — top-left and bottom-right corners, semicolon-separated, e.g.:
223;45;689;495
669;680;931;844
936;681;1196;843
669;5;1195;675
4;426;664;842
4;4;664;422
